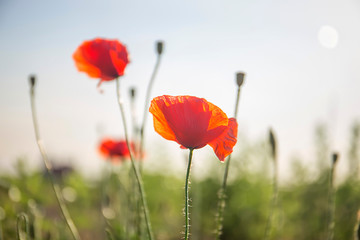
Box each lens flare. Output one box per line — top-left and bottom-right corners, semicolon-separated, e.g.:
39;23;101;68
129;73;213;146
318;25;339;49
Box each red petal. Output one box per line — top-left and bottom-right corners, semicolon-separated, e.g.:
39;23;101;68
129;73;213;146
149;95;229;149
73;38;129;81
149;96;178;142
109;42;129;76
99;139;115;157
73;44;102;79
208;118;238;161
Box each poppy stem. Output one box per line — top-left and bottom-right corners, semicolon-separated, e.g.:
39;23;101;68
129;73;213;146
327;153;339;240
0;220;3;240
16;213;30;240
215;73;243;239
139;41;164;172
264;129;278;240
184;149;194;240
354;210;360;240
115;78;154;240
29;76;81;240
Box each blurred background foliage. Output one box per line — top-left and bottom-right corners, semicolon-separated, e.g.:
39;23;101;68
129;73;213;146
0;122;360;240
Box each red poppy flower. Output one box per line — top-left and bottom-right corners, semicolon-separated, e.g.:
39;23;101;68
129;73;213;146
149;95;238;161
98;138;134;163
73;38;129;87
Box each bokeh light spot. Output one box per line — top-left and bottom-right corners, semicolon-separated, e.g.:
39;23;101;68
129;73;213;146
102;207;116;219
8;186;21;202
318;25;339;49
62;187;77;202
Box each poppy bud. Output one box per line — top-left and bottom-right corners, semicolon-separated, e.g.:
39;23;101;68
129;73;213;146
29;75;36;88
130;87;136;99
236;72;245;87
332;152;339;165
156;41;164;55
269;128;277;160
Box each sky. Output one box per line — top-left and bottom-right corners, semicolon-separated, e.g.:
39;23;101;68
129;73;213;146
1;0;360;180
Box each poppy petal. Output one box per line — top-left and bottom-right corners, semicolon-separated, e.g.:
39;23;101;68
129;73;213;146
99;139;115;157
109;43;129;76
73;47;102;79
98;138;134;164
149;96;178;142
149;95;230;149
206;101;229;131
73;38;129;81
208;118;238;161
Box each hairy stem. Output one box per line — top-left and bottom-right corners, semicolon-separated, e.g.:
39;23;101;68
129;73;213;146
116;78;154;240
215;85;242;239
185;149;194;240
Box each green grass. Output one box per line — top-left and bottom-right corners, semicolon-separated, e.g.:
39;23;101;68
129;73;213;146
1;127;360;240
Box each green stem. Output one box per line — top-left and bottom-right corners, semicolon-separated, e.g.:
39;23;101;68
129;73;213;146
116;78;154;240
327;153;338;240
355;209;360;240
139;53;162;172
263;157;278;239
128;89;142;238
105;228;115;240
16;213;30;240
28;200;42;240
184;149;194;240
0;220;3;240
215;86;241;240
264;129;278;240
29;79;81;240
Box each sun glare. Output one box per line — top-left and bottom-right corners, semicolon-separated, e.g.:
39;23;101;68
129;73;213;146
318;25;339;49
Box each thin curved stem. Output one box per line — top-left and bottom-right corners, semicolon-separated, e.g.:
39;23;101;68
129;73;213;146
116;78;154;240
139;54;162;171
16;213;30;240
105;228;115;240
215;86;241;239
29;81;81;240
184;149;194;240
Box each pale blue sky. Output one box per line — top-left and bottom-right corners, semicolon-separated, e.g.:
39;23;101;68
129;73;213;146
1;0;360;179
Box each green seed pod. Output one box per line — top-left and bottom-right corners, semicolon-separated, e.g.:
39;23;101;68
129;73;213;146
29;75;36;88
156;41;164;55
332;152;339;165
269;128;277;160
236;72;245;87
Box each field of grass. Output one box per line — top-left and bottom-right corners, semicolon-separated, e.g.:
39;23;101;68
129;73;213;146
1;123;360;240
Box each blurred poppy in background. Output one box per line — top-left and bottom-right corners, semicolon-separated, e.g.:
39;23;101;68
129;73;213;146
73;38;129;87
149;95;238;161
98;138;134;163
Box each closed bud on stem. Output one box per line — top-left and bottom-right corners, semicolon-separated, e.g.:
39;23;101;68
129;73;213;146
236;72;245;87
332;152;339;165
29;75;36;89
130;87;136;99
269;128;277;161
156;41;164;55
